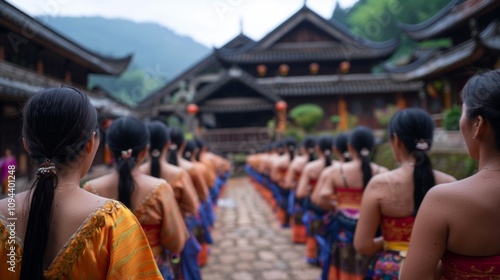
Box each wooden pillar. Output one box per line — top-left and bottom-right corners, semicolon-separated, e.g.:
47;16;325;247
396;92;406;109
338;96;348;131
0;46;4;61
37;59;43;74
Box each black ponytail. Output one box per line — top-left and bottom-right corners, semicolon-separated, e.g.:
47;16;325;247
194;138;205;161
349;126;375;189
21;87;98;279
183;140;196;161
106;117;149;209
146;121;170;178
168;127;184;166
22;174;57;279
302;135;317;162
285;137;297;161
389;108;435;214
318;135;333;167
335;132;351;162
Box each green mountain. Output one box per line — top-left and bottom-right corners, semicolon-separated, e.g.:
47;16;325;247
37;16;211;106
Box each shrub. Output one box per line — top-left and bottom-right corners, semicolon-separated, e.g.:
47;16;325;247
290;104;324;133
443;105;461;131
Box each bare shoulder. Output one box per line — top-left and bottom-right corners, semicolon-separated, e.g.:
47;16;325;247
136;173;167;191
0;191;29;216
322;164;341;178
372;163;389;174
365;171;394;193
424;179;463;206
433;169;457;184
84;173;116;191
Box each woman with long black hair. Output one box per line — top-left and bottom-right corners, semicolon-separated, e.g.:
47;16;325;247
318;126;388;280
83;117;189;279
283;135;318;244
270;137;297;227
167;127;206;280
401;71;500;279
354;108;456;279
0;87;161;279
296;135;334;266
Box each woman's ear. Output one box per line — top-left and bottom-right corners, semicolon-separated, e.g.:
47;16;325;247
22;138;30;153
473;115;485;140
85;132;97;154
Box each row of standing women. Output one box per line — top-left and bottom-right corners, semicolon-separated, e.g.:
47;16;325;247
246;69;500;279
0;86;231;279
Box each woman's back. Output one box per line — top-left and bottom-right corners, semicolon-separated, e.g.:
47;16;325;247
85;172;188;254
434;174;500;256
140;160;200;215
368;167;455;218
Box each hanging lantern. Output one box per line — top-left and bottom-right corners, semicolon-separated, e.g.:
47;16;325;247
339;61;351;74
279;64;289;76
186;103;199;115
275;100;288;111
257;64;267;77
309;62;320;75
102;118;113;130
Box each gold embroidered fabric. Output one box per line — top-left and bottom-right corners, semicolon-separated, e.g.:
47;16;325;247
0;200;162;279
133;182;189;255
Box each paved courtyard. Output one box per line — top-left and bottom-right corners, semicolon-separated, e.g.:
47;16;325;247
201;177;321;280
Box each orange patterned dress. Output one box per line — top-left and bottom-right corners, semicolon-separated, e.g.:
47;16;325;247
84;181;189;278
328;187;372;280
0;200;162;279
365;216;415;279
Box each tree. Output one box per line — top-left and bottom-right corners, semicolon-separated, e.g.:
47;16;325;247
289;104;324;133
340;0;451;42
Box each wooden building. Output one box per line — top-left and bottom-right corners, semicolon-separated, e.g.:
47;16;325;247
386;0;500;111
0;0;133;175
141;5;423;153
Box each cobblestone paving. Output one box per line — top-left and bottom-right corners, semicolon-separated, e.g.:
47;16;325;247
202;177;321;280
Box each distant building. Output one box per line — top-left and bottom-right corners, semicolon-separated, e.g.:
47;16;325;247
386;0;500;112
141;5;423;153
0;0;133;174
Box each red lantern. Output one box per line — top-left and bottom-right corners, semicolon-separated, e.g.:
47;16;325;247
340;61;351;74
279;64;289;76
103;119;113;129
275;100;288;111
309;63;320;75
257;64;267;77
186;103;199;115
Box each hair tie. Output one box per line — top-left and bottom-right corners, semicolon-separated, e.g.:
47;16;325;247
169;144;178;150
121;149;133;160
343;152;351;159
151;149;161;158
37;160;56;178
184;152;192;158
323;150;331;156
415;139;429;151
360;148;370;157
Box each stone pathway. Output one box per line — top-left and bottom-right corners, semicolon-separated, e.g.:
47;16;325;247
202;177;321;280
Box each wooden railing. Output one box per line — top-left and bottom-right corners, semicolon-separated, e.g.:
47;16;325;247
202;127;271;153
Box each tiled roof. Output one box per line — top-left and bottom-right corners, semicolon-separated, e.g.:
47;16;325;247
193;67;280;104
258;74;423;96
399;0;500;41
215;41;397;63
1;0;132;75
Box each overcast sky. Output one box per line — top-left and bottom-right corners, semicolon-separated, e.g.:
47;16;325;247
6;0;358;47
